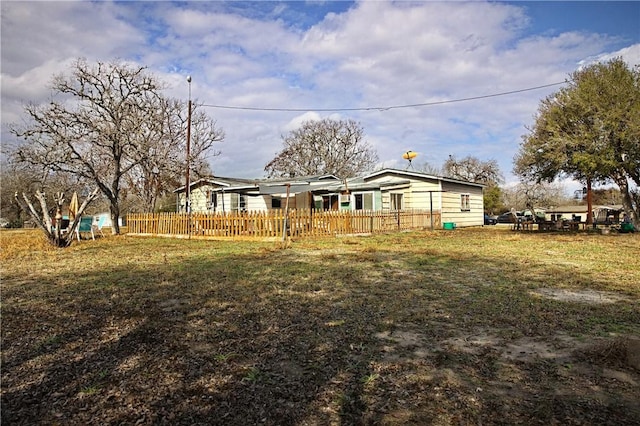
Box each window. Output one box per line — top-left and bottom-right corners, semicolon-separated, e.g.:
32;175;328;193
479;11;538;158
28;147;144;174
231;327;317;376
207;191;218;211
354;192;374;210
230;193;248;212
322;194;339;210
460;194;470;211
390;193;403;210
271;197;282;209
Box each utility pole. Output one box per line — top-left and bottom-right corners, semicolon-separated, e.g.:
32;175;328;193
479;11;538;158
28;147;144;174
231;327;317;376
186;75;192;214
186;75;192;238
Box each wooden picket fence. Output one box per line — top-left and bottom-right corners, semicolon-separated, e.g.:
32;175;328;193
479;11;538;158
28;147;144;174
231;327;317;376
126;209;441;239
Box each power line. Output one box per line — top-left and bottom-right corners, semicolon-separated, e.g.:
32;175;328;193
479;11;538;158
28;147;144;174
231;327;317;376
201;80;567;112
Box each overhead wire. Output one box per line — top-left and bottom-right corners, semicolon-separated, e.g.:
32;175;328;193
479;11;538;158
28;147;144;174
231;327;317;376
200;80;568;112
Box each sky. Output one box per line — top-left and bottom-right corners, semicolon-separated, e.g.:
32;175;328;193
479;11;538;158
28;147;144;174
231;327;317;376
2;1;639;193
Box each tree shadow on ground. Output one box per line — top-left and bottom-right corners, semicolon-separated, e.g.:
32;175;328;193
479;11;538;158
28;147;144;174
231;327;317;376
2;234;639;425
2;251;389;425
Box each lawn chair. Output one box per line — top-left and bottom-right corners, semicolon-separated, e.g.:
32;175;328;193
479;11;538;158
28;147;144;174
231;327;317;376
93;215;107;237
76;216;95;241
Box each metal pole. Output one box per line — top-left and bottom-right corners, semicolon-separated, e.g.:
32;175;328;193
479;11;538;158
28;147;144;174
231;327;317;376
430;191;434;231
186;76;192;237
282;183;291;242
186;76;192;214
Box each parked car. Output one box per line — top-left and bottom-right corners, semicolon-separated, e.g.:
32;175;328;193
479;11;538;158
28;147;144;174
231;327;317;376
496;212;518;224
521;209;546;222
484;214;497;225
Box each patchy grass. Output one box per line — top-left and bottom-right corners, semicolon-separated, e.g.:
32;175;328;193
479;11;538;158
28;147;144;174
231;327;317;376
1;227;639;425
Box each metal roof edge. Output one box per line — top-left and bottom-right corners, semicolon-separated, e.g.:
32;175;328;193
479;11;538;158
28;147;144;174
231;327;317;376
363;168;483;187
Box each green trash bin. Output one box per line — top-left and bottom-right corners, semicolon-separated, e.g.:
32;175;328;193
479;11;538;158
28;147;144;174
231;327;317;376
443;222;456;230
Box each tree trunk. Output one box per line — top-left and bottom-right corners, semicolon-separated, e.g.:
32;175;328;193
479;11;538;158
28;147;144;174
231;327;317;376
110;203;121;235
613;175;639;225
15;188;99;247
586;178;593;226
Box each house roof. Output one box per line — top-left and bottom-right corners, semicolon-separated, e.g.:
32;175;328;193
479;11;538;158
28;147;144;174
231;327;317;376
173;176;260;193
262;174;340;183
174;174;341;194
546;205;589;214
336;176;412;192
593;204;624;212
362;168;485;188
173;169;482;195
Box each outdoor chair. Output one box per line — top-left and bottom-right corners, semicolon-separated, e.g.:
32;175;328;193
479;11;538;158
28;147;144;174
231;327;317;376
93;215;107;237
76;216;95;241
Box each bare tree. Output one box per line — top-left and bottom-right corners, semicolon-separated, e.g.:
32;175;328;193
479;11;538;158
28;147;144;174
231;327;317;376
415;161;441;175
10;59;223;231
0;158;93;226
443;155;505;214
501;181;569;212
443;155;503;185
14;189;99;247
264;118;378;179
1;160;41;226
125;100;221;212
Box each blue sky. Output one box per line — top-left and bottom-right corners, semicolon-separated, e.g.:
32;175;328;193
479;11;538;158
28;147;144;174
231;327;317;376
517;1;639;44
2;1;639;193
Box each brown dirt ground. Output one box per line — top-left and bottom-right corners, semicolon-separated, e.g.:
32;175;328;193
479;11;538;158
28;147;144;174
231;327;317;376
3;287;639;425
2;231;640;425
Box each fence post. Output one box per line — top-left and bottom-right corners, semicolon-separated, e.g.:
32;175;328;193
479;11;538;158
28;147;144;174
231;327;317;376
282;183;291;242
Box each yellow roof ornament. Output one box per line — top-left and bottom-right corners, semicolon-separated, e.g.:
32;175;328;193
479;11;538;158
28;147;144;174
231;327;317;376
402;151;417;169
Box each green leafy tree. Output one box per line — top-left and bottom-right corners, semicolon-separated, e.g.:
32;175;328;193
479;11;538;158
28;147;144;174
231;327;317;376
515;58;640;224
482;185;504;215
264;118;378;179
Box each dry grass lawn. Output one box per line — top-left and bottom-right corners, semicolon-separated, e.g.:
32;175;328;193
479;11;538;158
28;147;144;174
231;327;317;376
1;227;639;425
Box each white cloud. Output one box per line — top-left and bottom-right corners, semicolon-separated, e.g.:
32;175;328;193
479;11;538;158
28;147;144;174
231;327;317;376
579;43;640;69
2;1;638;189
283;112;322;132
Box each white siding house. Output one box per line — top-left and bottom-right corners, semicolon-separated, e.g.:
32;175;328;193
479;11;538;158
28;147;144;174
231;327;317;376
175;175;341;213
174;169;484;228
357;169;484;227
440;180;484;227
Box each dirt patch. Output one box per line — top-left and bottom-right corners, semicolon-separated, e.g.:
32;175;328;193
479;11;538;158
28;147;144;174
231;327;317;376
376;327;596;364
376;325;640;377
531;288;633;304
373;325;640;424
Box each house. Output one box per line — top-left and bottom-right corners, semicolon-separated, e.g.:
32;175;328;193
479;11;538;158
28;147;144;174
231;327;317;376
545;205;590;222
174;169;485;227
349;169;485;227
174;175;342;213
